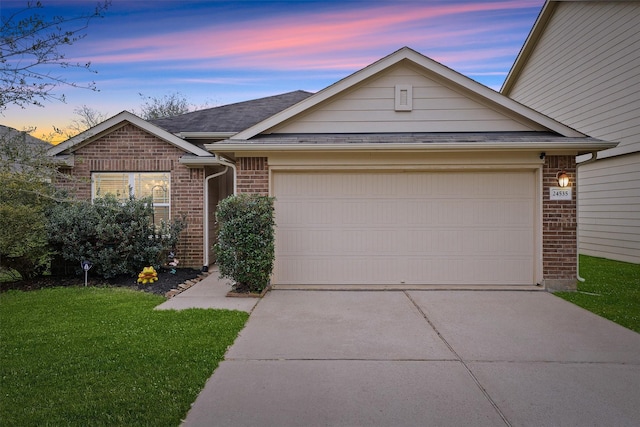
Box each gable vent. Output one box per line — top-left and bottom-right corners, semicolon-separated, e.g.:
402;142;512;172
395;84;413;111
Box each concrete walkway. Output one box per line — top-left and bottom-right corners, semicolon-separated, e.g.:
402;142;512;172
166;279;640;426
155;268;259;313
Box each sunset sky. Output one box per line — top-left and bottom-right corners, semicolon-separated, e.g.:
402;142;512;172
1;0;544;142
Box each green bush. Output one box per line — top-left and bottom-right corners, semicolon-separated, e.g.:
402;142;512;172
0;171;54;280
214;194;275;293
47;194;185;278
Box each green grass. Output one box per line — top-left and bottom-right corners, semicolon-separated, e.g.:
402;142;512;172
556;255;640;333
0;287;248;426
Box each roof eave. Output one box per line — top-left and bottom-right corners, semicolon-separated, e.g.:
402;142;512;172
178;154;232;168
206;140;617;155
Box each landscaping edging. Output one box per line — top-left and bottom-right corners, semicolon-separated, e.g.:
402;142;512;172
164;271;211;299
226;284;271;298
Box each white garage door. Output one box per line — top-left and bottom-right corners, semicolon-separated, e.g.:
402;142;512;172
273;171;535;286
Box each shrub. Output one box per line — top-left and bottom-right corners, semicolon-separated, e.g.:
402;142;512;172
0;171;54;280
47;194;185;278
214;194;275;293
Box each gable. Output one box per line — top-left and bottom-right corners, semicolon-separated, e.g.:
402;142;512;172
270;61;546;134
49;111;212;158
231;47;584;141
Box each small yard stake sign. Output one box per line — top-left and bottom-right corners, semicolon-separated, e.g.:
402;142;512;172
81;260;92;287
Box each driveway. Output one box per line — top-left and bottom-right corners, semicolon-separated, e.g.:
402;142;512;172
182;290;640;426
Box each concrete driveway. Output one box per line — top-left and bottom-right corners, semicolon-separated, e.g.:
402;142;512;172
182;289;640;426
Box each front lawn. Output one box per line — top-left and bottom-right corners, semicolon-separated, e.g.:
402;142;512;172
555;255;640;333
0;287;248;426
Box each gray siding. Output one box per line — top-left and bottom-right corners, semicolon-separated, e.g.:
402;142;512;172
273;63;544;134
508;1;640;263
509;1;640;155
578;152;640;263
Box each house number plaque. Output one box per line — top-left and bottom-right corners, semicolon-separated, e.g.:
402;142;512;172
550;187;572;201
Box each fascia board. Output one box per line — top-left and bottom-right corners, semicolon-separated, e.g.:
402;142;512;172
48;111;212;157
206;140;617;154
178;155;229;167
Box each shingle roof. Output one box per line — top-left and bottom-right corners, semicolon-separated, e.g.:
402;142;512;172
0;125;51;149
150;90;313;134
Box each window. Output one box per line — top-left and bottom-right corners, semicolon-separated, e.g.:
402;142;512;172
92;172;170;226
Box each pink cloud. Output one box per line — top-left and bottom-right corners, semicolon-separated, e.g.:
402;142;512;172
77;0;541;71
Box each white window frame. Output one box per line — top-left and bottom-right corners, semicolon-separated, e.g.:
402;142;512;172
91;172;171;225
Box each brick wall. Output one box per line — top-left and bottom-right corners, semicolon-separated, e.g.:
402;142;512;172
237;157;269;194
56;123;204;268
542;155;577;290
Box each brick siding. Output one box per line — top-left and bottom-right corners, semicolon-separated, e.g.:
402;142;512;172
236;157;269;195
56;123;204;268
542;155;577;290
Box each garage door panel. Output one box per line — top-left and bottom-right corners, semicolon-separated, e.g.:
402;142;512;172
273;171;535;286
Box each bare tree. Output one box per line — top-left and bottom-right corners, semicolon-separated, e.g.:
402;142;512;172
40;104;108;142
69;104;107;132
136;92;193;120
0;0;111;112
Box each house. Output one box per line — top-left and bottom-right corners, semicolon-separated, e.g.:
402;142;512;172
48;47;615;290
501;0;640;264
48;91;311;269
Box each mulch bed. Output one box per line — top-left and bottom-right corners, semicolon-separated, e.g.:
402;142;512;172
0;268;202;296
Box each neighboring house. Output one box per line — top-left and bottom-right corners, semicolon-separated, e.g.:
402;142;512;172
501;0;640;264
49;47;614;290
0;125;51;149
1;125;52;171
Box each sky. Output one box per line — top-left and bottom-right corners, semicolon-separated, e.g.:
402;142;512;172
1;0;545;142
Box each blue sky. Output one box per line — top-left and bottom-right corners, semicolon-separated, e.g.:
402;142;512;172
1;0;544;141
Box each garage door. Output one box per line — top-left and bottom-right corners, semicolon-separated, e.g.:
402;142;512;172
273;171;535;286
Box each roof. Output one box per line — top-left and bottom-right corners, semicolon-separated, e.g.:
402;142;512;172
0;125;51;149
48;92;313;158
209;132;615;154
231;47;585;141
48;111;212;157
1;125;53;172
150;90;313;134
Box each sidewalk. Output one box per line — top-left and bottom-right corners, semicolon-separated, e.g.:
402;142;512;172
155;268;259;313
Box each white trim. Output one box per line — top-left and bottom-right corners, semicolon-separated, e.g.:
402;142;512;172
207;140;616;154
179;155;232;167
232;47;585;140
48;111;213;157
91;171;171;224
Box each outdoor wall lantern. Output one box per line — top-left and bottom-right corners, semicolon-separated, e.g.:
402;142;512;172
556;171;570;188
